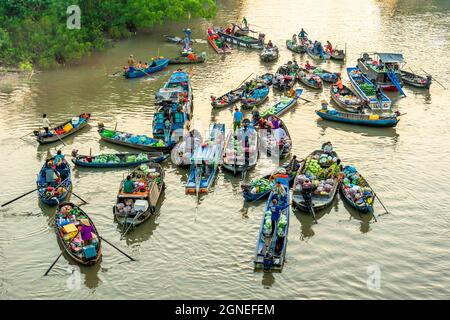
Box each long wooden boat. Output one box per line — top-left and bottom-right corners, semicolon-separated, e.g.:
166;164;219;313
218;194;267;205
254;175;290;271
260;46;279;62
273;64;298;91
164;35;185;44
207;28;232;54
256;73;274;85
98;125;175;153
292;148;340;212
330;84;363;113
37;159;72;206
297;68;323;89
306;46;331;61
185;124;225;194
113;163;165;228
286;40;306;53
259;94;300;118
217;29;265;50
241;163;296;202
241;84;270;109
399;69;432;89
222;124;259;174
330;49;346;61
168;55;205;64
55;202;102;266
310;66;338;83
340;165;374;213
254;115;292;160
211;87;244;109
347;67;392;111
315;108;399;127
71;152;168;168
171;129;203;167
34;113;91;144
123;58;169;79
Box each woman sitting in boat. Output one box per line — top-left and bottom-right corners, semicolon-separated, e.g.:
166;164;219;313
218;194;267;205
287;155;300;175
291;34;297;44
45;160;61;185
79;219;93;245
225;25;233;34
142;62;148;69
273;181;287;200
123;175;135;193
336;75;343;90
267;40;274;48
325;41;333;54
322;141;333;154
304;60;313;70
54;150;65;166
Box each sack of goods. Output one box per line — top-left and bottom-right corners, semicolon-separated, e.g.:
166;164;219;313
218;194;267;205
263;211;272;236
63;123;73;133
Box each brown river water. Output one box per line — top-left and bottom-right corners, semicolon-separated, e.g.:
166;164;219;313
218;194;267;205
0;0;449;299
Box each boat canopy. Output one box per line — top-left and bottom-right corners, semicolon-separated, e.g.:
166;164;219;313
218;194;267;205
169;71;189;83
156;88;183;102
374;53;405;63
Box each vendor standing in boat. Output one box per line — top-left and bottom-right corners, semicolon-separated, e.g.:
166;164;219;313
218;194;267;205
298;28;308;41
42;114;51;134
233;107;243;132
268;198;290;236
79;219;94;245
242;17;248;29
127;54;135;70
325;41;333;55
292;34;297;44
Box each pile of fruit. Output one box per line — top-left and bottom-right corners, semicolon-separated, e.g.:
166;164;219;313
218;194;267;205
359;83;376;96
250;178;274;194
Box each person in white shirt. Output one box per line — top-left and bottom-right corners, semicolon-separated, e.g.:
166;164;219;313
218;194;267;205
42;114;51;134
273;127;286;142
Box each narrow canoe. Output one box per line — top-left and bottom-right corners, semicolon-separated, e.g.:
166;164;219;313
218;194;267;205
255;115;292;160
260;46;279;62
330;49;346;61
339;165;375;213
306;46;331;60
292;149;340;212
71;152;168;168
297;68;323;89
123;59;170;79
260;95;300;118
254;175;290;271
241;84;270;109
37;159;72;206
286;40;306;53
113;162;165;228
316;108;399;127
164;35;185;44
98;126;175;153
207;29;232;54
399;69;432;89
347;67;392;111
211;87;244;109
330;84;363;113
310;66;338;83
273;64;298;91
217;29;264;50
185;124;225;194
168;55;205;64
256;73;274;86
34;113;91;144
55;202;102;266
222;125;259;174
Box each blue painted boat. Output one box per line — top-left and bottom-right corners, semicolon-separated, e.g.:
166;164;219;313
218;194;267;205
71;152;169;168
316;107;399;127
254;175;290;271
241;163;296;202
257;73;274;86
241;84;270;109
37;159;72;206
123;59;170;79
259;90;302;117
347;67;392;111
310;66;338;83
339;166;374;213
306;45;331;61
185;124;226;194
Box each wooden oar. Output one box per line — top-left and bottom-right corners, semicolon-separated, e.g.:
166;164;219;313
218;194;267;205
50;128;66;146
72;192;88;204
298;96;312;103
18;131;34;140
121;210;145;239
420;68;446;90
364;180;389;214
235;73;254;90
309;204;318;224
1;188;38;207
44;229;81;276
99;236;136;261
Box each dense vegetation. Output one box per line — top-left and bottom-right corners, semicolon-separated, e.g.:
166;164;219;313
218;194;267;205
0;0;216;69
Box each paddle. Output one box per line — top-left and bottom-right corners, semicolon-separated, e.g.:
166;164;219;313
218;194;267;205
120;210;145;239
420;68;446;90
298;96;312;103
309;204;318;224
362;196;378;222
44;229;81;276
195;166;201;205
18;131;34;140
364;179;389;214
1;188;38;207
72;192;88;204
235;73;254;91
111;70;123;76
99;236;136;261
50;127;66;146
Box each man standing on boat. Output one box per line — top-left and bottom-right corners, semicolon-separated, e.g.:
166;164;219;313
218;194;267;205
298;28;308;41
42;114;51;135
268;198;290;236
242;17;248;29
233;107;243;132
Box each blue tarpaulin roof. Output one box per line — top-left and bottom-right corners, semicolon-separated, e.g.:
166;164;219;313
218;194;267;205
375;53;405;63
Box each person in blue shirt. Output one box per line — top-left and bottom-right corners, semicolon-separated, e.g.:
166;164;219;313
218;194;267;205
268;198;290;235
233;107;243;132
54;150;65;166
298;28;308;41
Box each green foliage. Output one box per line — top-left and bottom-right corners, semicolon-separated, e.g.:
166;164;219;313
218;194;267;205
0;0;216;68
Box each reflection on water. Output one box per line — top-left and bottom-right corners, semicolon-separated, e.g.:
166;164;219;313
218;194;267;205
1;0;450;299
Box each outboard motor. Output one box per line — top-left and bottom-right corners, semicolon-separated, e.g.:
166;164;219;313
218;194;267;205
263;251;274;271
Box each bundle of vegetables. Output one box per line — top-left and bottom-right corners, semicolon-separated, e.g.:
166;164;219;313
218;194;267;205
250;178;274;194
263;211;272;236
92;154;121;164
312;68;324;75
304;158;322;176
313;178;335;196
277;214;287;237
359;83;376;96
125;155;137;163
136;153;149;162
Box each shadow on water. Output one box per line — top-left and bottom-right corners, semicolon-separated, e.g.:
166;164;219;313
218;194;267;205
261;271;276;288
339;194;373;234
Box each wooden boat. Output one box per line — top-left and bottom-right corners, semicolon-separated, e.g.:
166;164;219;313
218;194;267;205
207;28;232;54
297;68;323;89
340;165;374;213
217;28;265;50
260;46;279;62
185;124;225;194
306;46;331;61
55;202;102;266
241;163;296;202
254;175;290;271
272;64;298;91
316;107;399;127
34;113;91;144
256;73;274;85
98;125;175;153
310;66;338;83
259;93;301;118
113;162;165;228
292;148;340;212
168;55;205;64
330;49;346;61
37;158;72;206
222;123;259;174
123;58;169;79
241;84;270;109
254;115;292;159
330;84;363;113
171;129;203;167
286;40;306;53
211;87;244;109
71;152;168;168
347;67;392;111
399;69;432;89
164;35;185;44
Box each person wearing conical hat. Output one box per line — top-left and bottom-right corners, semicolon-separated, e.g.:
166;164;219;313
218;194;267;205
80;219;93;245
127;54;135;67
